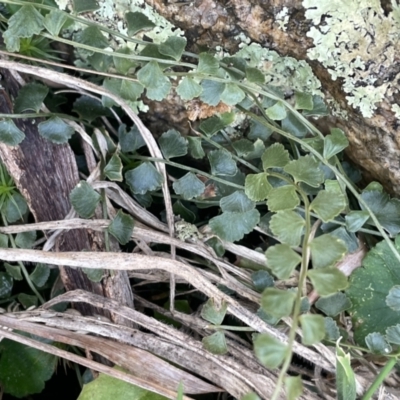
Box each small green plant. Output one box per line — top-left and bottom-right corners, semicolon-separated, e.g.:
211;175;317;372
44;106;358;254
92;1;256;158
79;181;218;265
0;1;400;399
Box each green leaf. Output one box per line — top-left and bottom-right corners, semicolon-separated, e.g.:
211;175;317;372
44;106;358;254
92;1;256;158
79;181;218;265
222;56;246;80
232;139;254;157
241;393;261;400
172;200;196;223
261;288;296;319
173;173;205;200
0;339;57;398
347;237;400;345
284;156;324;187
220;83;245;106
103;78;144;106
125;162;163;195
307;267;348;296
187;137;205;159
299;314;325;345
245;173;272;201
4;193;28;223
251;271;274;292
176;77;202;101
197;53;220;75
309;234;347;269
285;376;303;400
4;263;22;281
0;272;13;298
294;91;313;110
254;333;287;369
200;80;225;106
310;180;347;222
38;117;74;144
73;96;110;122
43;9;68;36
158;130;187;159
70;181;101;218
325;317;340;341
15;231;36;249
209;209;260;242
265;102;287;121
244;139;265;161
220;191;254;213
208;150;237;176
248;120;272;141
159;36;186;61
201;298;227;325
302;95;329;117
104;153;123;181
118;124;146;153
125;11;156;36
261;143;290;170
360;190;400;236
113;47;137;75
365;332;392;355
30;264;50;287
267;185;299;212
336;339;357;400
315;292;352;317
386;324;400;345
0;119;25;146
202;331;228;355
0;234;8;248
3;5;44;52
83;268;104;283
323;128;349;160
345;211;369;232
107;210;134;245
77;369;168;400
72;0;100;13
199;114;234;136
281;113;308;138
269;210;305;247
137;62;172;100
14;82;48;113
245;67;264;84
386;285;400;311
74;26;109;50
265;244;302;280
205;237;225;257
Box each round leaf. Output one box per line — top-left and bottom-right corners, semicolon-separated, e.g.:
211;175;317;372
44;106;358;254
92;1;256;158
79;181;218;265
261;143;290;170
300;314;325;345
176;77;202;100
70;181;101;218
284;156;324;187
158;129;188;159
107;210;134;245
254;333;287;369
309;234;347;269
208;150;237;176
125;162;163;195
0;119;25;146
307;267;348;296
261;288;296;319
245;173;272;201
266;244;302;280
202;331;228;355
267;185;300;212
269;210;305;247
38;117;74;144
173;173;205;200
209;209;260;242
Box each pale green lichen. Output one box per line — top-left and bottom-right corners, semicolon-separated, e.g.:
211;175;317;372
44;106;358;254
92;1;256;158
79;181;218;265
94;0;184;44
276;7;289;31
303;0;400;119
392;104;400;119
235;43;323;97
